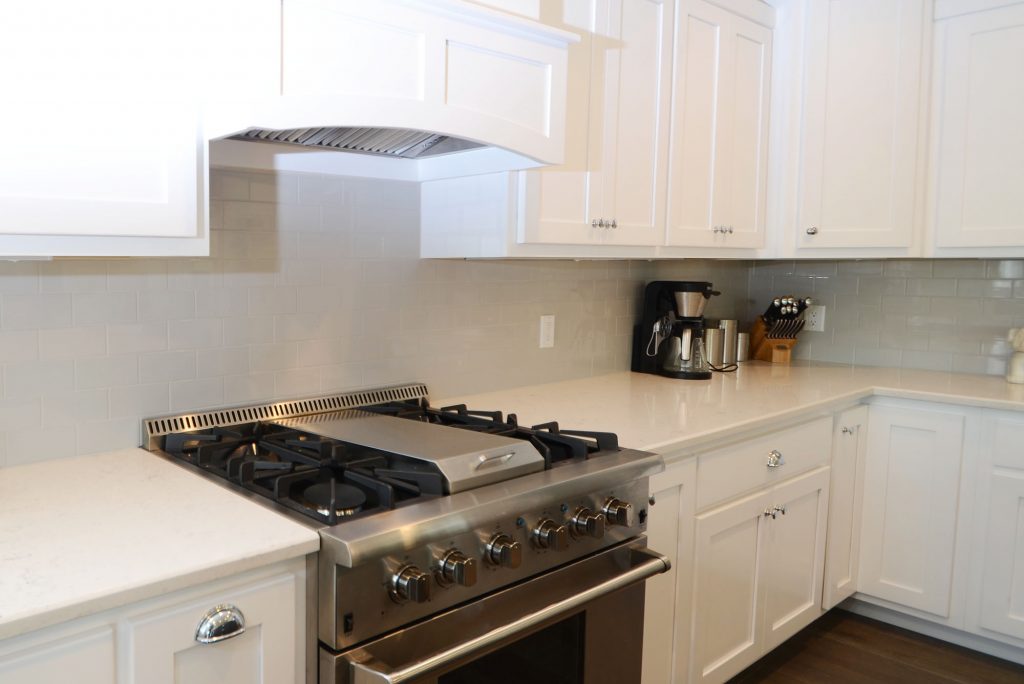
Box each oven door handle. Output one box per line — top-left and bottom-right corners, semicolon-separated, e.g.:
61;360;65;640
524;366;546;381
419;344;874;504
349;547;670;684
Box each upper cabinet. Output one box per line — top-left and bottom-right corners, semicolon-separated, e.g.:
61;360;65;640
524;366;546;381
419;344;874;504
793;0;928;252
519;0;673;247
665;0;773;250
928;0;1024;255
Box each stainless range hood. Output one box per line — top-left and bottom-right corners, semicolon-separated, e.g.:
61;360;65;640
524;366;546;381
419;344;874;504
231;127;486;160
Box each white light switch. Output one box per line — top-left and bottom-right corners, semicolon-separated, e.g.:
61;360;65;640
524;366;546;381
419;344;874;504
539;315;555;348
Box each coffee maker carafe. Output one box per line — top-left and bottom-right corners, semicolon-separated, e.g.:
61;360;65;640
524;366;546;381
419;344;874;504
631;281;720;380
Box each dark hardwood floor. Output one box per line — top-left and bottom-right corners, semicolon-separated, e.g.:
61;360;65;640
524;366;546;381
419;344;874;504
730;610;1024;683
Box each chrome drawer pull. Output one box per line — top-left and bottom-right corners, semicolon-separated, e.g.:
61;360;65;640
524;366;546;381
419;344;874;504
195;604;246;644
766;450;785;468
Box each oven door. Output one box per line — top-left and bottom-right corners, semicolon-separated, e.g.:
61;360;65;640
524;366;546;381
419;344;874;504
319;539;668;684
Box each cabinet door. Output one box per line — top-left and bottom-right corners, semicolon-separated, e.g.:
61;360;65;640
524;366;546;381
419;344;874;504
691;489;767;683
859;405;966;617
823;406;868;609
796;0;926;249
592;0;672;246
0;1;206;249
0;627;115;684
666;1;771;249
932;3;1024;248
642;462;695;684
124;572;301;684
761;466;831;651
973;415;1024;641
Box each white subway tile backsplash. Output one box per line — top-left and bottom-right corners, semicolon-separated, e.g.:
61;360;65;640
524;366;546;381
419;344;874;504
4;293;73;329
107;322;167;354
139;290;196;321
72;292;137;325
139;350;196;383
39;327;107;360
167;318;223;350
0;398;42;431
196;347;249;377
43;390;109;427
169;377;224;411
223;372;276;404
75;354;139;389
6;426;75;465
6;360;76;398
0;330;39;363
39;261;106;293
109;383;169;419
76;418;139;455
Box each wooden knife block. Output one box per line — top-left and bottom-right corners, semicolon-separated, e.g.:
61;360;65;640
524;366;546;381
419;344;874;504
751;317;798;364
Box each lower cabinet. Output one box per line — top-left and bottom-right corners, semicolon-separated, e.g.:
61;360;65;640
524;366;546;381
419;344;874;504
822;405;868;609
968;411;1024;644
858;403;967;618
642;460;697;684
691;466;830;683
0;559;307;684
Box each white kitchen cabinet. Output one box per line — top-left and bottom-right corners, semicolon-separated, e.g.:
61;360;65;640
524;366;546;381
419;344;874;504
794;0;928;251
520;0;672;247
968;412;1024;644
691;465;830;684
642;459;696;684
0;0;213;257
664;0;773;250
858;404;966;618
929;1;1024;252
0;559;306;684
0;626;115;684
823;405;868;609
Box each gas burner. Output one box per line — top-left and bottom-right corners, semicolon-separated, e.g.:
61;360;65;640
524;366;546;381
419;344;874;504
303;482;366;518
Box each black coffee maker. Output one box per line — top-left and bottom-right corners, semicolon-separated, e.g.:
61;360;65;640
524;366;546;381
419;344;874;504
631;281;720;380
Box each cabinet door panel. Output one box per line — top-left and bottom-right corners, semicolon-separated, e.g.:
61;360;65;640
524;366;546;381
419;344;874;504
859;405;965;617
692;489;767;683
932;3;1024;247
797;0;925;249
593;0;671;246
124;572;301;684
824;406;868;609
976;416;1024;641
0;627;114;684
762;467;830;650
643;481;682;684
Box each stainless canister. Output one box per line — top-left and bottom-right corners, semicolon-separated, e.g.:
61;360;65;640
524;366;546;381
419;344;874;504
720;319;738;365
737;332;750;362
704;328;724;368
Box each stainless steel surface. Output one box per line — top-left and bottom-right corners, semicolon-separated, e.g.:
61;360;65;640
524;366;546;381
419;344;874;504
674;291;710;317
705;328;724;367
570;507;606;539
680;326;693;362
142;382;429;450
438;551;477;588
602;497;634;527
330;542;668;684
737;332;750;362
273;411;545;493
767;449;786;468
390;565;432;603
231;127;485;159
532;518;570;551
485;534;522;569
720;319;738;365
194;604;246;644
806;226;819;235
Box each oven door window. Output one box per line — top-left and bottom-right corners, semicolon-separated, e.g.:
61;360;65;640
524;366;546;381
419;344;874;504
438;614;584;684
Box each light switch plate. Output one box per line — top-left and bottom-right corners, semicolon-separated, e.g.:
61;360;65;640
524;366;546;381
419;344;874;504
805;305;826;332
539;315;555;348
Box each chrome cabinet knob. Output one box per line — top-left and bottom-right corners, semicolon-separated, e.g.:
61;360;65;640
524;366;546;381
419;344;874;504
773;505;787;516
591;219;599;228
727;226;734;234
570;507;606;539
712;225;721;233
806;226;819;235
485;534;523;569
391;564;432;603
439;550;477;587
611;219;618;229
532;519;569;551
602;497;634;527
766;450;785;468
841;426;854;435
195;604;245;644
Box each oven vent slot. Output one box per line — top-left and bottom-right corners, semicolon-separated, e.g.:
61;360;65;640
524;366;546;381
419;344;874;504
141;382;429;449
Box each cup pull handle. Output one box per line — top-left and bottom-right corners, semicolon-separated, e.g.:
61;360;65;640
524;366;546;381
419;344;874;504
195;604;246;644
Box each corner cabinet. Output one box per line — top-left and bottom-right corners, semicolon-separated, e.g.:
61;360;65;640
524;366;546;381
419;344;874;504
663;0;773;250
822;405;869;610
0;559;307;684
928;1;1024;254
792;0;928;253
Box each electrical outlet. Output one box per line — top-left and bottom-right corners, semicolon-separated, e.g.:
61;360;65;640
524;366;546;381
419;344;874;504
539;315;556;348
805;305;826;332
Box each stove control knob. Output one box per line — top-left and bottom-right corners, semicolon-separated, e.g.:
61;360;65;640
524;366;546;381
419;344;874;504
602;498;634;527
570;507;606;539
532;519;570;551
391;565;432;603
486;534;523;569
439;550;477;587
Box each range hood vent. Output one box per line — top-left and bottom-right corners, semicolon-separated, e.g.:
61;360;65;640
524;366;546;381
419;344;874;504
230;126;486;159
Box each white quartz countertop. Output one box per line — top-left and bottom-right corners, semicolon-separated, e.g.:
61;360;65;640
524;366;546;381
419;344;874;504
0;449;320;641
440;362;1024;457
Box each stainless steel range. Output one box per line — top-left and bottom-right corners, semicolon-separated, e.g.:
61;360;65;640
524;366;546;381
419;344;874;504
143;383;668;684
